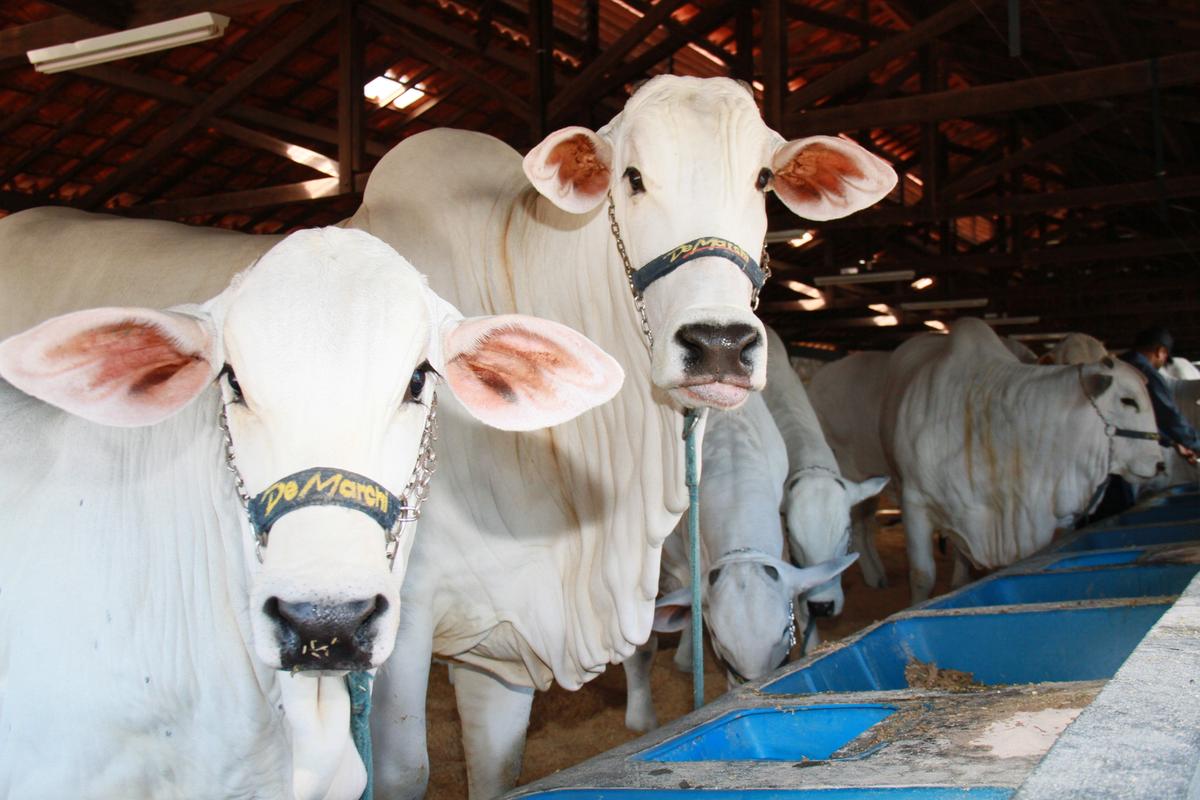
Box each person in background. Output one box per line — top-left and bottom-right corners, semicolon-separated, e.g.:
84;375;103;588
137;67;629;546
1119;325;1200;465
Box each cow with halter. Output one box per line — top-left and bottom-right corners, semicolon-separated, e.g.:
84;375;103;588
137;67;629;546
350;75;895;798
0;228;622;800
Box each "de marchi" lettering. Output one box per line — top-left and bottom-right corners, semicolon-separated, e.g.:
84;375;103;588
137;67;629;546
262;471;389;517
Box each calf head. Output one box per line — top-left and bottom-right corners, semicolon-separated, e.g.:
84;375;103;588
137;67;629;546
1081;357;1164;484
654;553;857;685
0;227;624;677
523;75;895;410
783;474;888;617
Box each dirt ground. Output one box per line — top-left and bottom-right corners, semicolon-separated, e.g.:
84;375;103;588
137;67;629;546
423;518;957;798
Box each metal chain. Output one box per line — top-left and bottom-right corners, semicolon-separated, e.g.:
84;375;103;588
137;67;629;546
606;191;654;352
753;247;772;312
219;391;439;569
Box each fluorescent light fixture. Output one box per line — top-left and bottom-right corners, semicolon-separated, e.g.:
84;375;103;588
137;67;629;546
782;280;822;299
899;298;989;311
924;319;949;332
28;13;229;73
868;303;892;314
813;270;915;287
798;297;826;311
766;228;815;244
787;231;814;248
911;277;934;291
872;314;899;327
983;316;1040;327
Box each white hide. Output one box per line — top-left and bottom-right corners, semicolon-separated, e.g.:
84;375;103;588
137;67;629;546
0;228;622;800
760;327;885;614
1162;356;1200;382
622;394;856;730
1147;376;1200;491
349;75;895;799
1001;336;1039;364
881;318;1164;602
1040;332;1108;365
807;350;894;588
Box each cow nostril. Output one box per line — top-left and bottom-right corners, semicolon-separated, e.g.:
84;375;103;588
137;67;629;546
1157;461;1167;474
737;331;761;368
674;328;705;368
265;595;387;639
807;600;836;618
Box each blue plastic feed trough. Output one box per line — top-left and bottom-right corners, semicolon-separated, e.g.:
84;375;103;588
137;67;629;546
1043;551;1144;571
1057;522;1200;553
514;790;1013;799
1099;503;1200;527
926;565;1199;609
633;705;894;763
762;603;1171;695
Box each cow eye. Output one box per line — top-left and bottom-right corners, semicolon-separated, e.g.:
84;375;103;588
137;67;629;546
708;566;723;586
407;362;431;402
762;564;780;581
221;365;244;404
756;167;772;191
624;166;645;194
1121;397;1139;410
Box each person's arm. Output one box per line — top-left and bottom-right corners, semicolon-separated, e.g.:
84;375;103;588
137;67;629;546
1147;373;1200;451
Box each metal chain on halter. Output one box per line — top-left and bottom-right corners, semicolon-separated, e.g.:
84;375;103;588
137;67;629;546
754;247;772;312
607;191;655;351
218;392;439;568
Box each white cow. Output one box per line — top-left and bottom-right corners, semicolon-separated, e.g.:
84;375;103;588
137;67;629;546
621;394;856;732
881;318;1164;602
348;75;894;798
1162;356;1200;381
1040;332;1108;365
760;326;886;616
0;76;895;799
1001;336;1039;364
807;350;894;588
0;228;622;800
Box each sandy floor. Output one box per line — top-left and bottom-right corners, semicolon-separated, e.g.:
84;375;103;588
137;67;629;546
423;519;957;798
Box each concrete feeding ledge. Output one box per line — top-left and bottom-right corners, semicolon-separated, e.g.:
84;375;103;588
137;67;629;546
1016;571;1200;800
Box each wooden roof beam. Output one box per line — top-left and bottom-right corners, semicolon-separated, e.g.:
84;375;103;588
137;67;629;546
785;2;895;41
785;0;998;113
789;50;1200;135
42;1;131;29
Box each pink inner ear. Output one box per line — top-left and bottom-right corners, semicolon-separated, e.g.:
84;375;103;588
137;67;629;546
51;322;206;401
547;133;612;197
776;142;865;205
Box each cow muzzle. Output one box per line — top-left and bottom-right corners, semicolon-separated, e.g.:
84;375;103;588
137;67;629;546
659;315;766;409
265;594;389;671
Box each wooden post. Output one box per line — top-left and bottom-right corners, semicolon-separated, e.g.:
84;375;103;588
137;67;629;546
529;0;554;141
761;0;786;130
735;1;754;84
338;0;363;195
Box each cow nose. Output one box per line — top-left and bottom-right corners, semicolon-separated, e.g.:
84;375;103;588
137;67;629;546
1157;461;1167;474
674;323;760;378
265;595;386;669
807;600;836;618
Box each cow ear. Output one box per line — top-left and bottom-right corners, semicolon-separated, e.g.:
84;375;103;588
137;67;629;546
523;126;614;214
784;554;858;596
0;307;218;427
1083;369;1114;399
847;475;889;505
440;314;624;431
771;135;896;221
652;588;694;633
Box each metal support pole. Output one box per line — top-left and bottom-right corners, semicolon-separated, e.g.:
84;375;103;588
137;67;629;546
683;408;705;711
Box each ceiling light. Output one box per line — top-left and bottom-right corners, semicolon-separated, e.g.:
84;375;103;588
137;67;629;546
924;319;949;332
868;303;892;314
787;231;814;247
364;75;426;109
911;277;934;291
813;270;915;287
28;13;229;73
782;280;821;299
872;314;899;327
899;298;988;311
798;297;826;311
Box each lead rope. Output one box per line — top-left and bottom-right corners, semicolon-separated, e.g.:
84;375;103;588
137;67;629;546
220;392;439;800
607;193;769;710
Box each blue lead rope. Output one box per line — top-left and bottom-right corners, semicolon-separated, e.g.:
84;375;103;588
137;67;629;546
682;408;704;711
348;671;374;800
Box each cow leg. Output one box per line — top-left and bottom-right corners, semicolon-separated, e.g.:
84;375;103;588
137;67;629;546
370;604;435;800
850;496;887;588
623;635;659;732
903;499;937;604
950;545;973;588
672;625;693;673
451;664;535;800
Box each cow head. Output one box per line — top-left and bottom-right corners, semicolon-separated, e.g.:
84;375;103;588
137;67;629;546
1081;357;1164;483
653;553;856;686
783;474;887;617
523;75;896;410
0;228;624;795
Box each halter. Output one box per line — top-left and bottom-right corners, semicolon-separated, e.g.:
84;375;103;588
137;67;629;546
606;191;772;352
220;393;439;568
1078;365;1161;514
710;547;798;653
784;464;846;493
